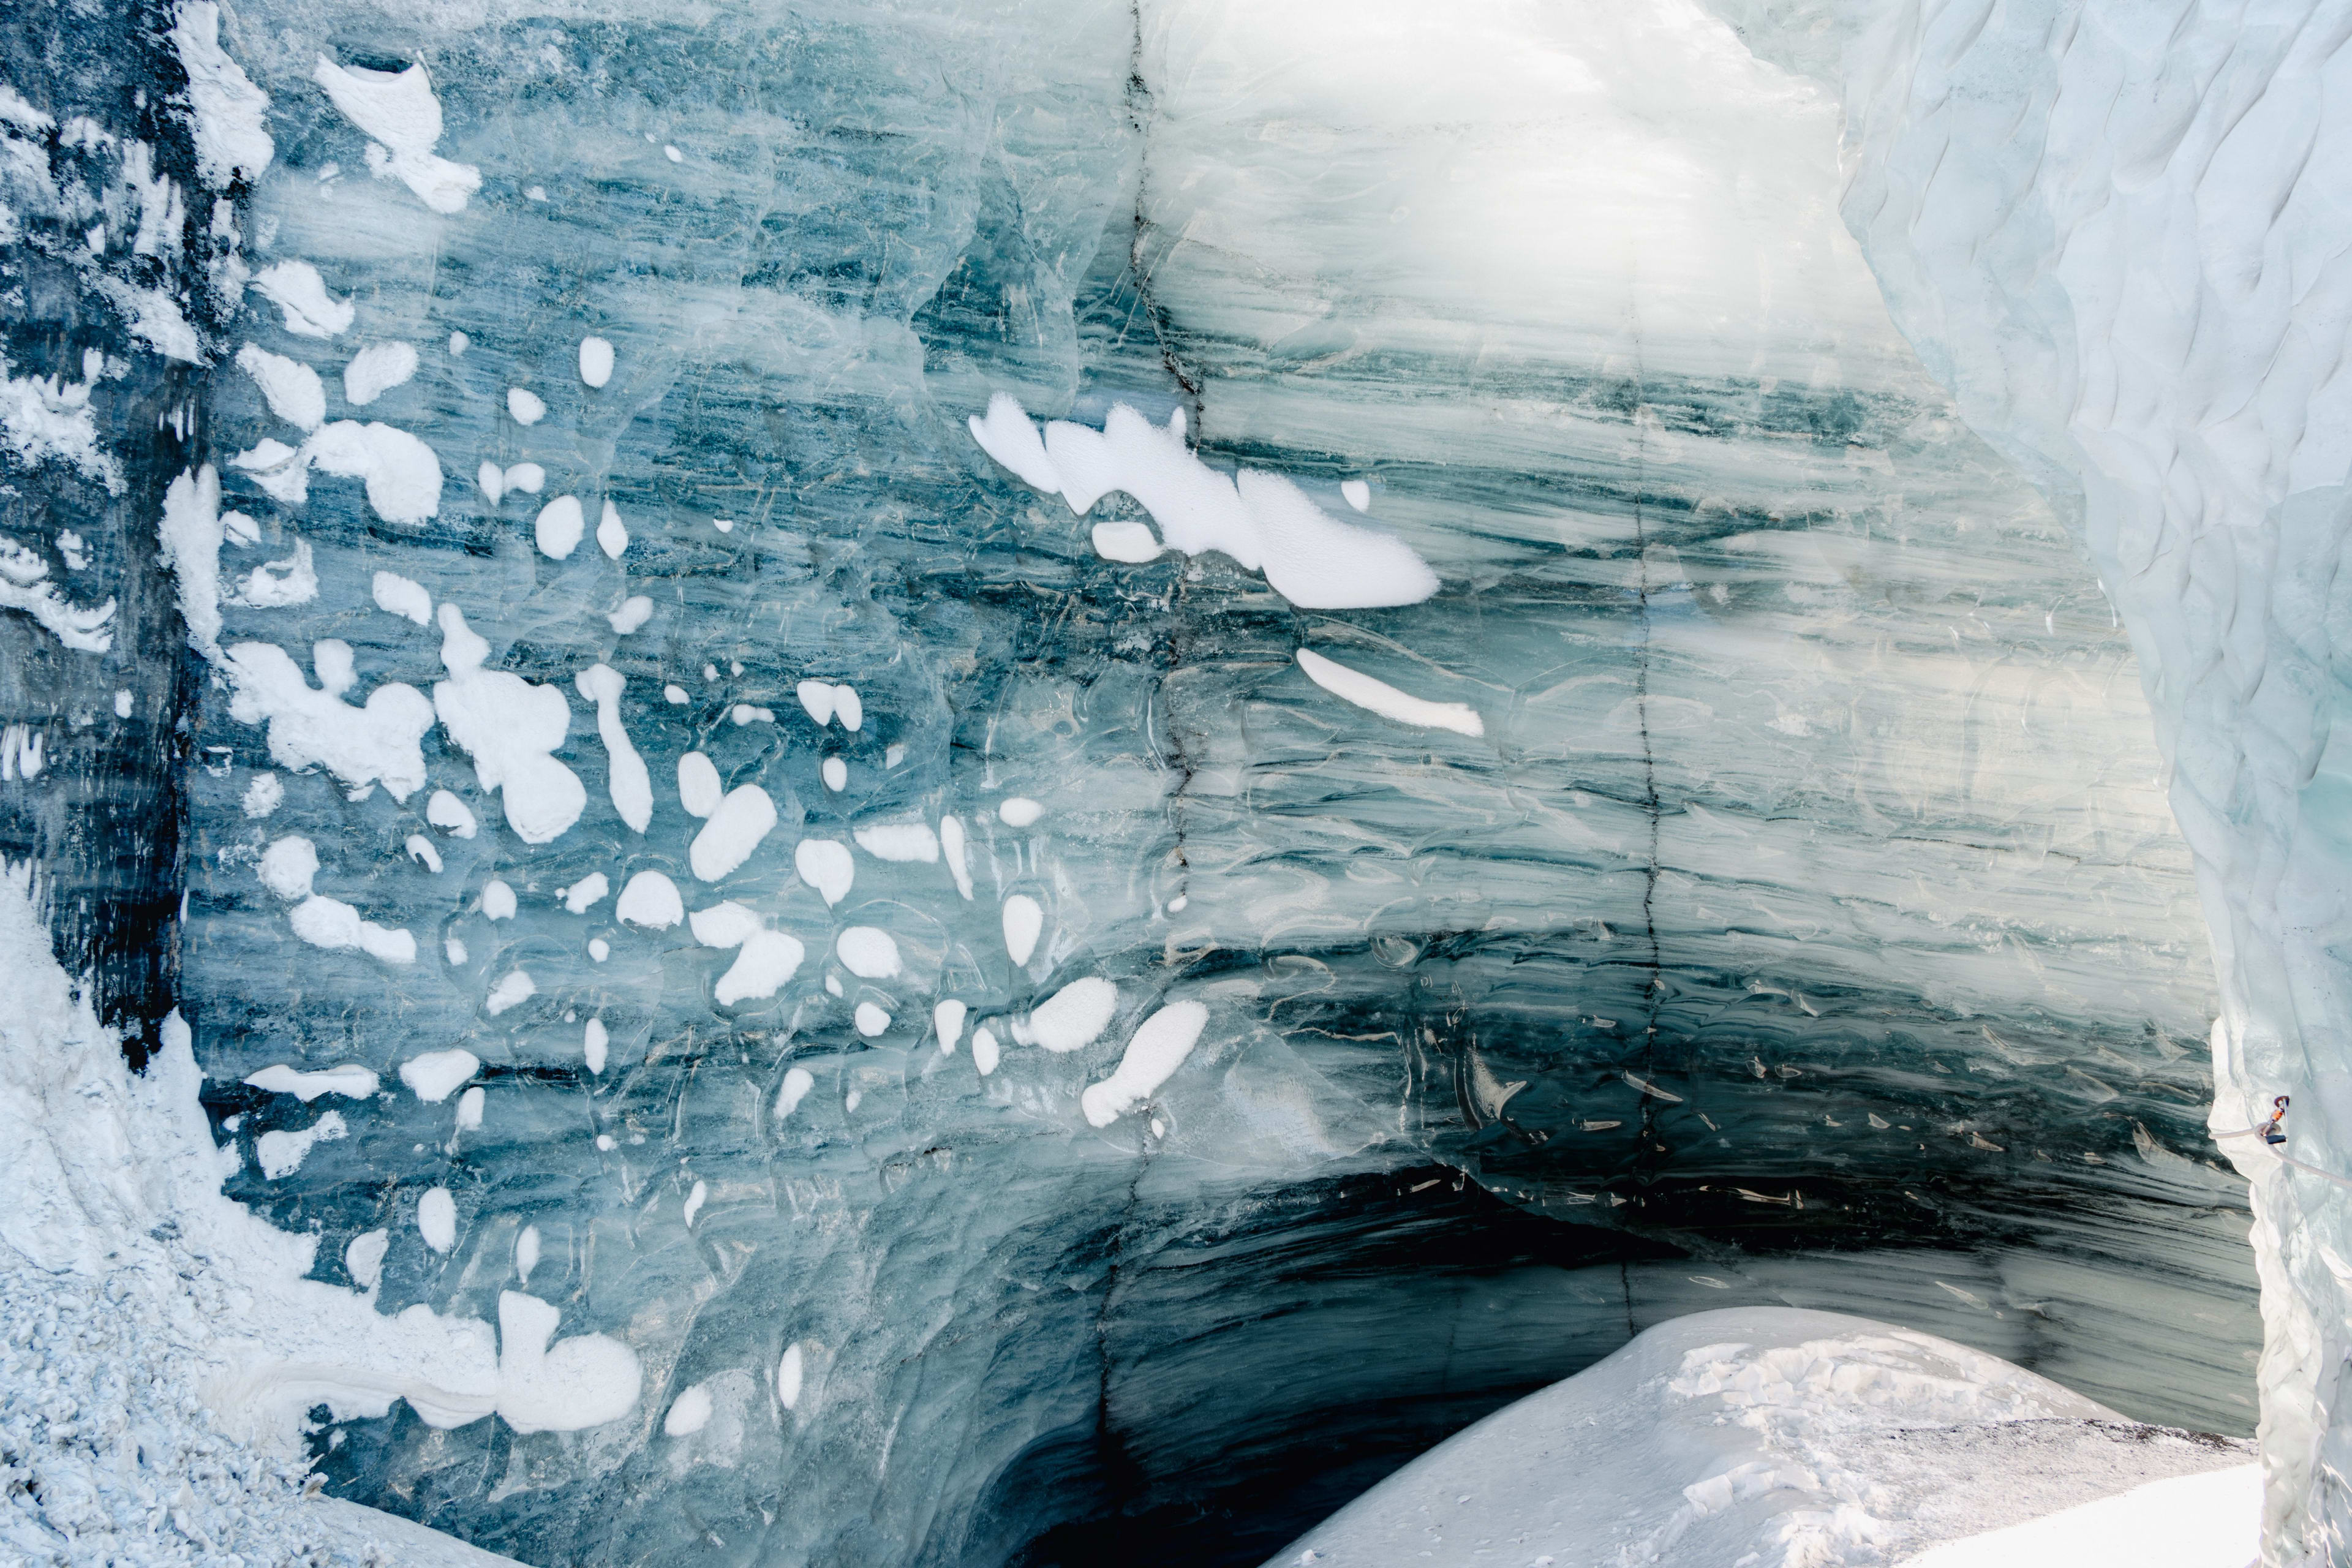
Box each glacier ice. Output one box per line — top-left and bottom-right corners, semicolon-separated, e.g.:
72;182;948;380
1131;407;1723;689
0;0;2334;1562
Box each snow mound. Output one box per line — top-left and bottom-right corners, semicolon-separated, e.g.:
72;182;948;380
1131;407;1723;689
1269;1306;2253;1568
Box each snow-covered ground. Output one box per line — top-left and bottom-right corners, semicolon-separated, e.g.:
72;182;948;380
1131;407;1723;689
1267;1306;2255;1568
0;860;534;1567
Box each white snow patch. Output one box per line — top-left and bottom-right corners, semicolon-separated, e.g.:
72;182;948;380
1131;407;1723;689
241;772;283;818
583;1018;608;1074
0;349;121;494
1092;521;1161;562
971;1027;1000;1076
968;391;1063;492
224;639;434;800
777;1343;804;1410
433;605;586;844
934;998;966;1054
97;279;202;362
172;1;274;189
608;595;653;634
691;902;803;1005
1013;978;1117;1054
417;1186;456;1253
373;570;431;624
597;500;629;558
244;1063;378;1101
312;57;481;214
399;1049;478;1104
998;796;1042;827
1002;894;1042;967
232;538;317;608
240;421;445;523
854;821;939;863
1295;648;1483;737
507;387;545;426
237;344;324;430
346;1229;389;1291
560;872;608;914
835;926;901;979
1906;1466;2258;1568
854;1002;890;1037
428;790;477;837
481;879;515;920
665;1382;713;1437
534;496;582;559
157;465;226;660
616;870;684;930
1276;1308;2250;1568
251;260;352;337
579;336;614;388
979;396;1440;608
484;969;537;1016
1081;1001;1207;1127
342;341;418;406
575;664;652;833
941;815;972;899
405;833;442;872
677;751;722;818
774;1066;815;1120
690;785;776;881
256;1110;345;1179
794;839;854;907
1341;478;1371;511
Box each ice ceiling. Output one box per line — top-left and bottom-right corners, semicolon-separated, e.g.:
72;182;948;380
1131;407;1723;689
2;0;2334;1563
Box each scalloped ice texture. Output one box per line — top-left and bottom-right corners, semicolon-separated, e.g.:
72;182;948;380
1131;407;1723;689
1702;1;2352;1555
6;0;2302;1563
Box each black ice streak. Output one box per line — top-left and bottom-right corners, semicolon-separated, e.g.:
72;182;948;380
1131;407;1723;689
1629;352;1667;1187
1118;1;1203;429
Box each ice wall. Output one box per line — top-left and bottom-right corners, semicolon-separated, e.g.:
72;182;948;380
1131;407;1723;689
0;0;2282;1562
1709;0;2352;1560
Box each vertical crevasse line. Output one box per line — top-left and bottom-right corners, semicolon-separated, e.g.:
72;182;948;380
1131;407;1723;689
1722;0;2352;1558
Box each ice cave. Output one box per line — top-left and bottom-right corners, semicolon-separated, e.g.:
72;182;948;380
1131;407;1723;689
1;0;2344;1564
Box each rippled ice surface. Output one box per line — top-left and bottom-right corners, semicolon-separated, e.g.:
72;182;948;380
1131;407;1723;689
0;1;2256;1563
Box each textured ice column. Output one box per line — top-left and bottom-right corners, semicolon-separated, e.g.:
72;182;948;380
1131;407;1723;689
1709;1;2352;1558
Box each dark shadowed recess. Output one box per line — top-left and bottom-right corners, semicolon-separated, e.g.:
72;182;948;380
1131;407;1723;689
0;0;224;1057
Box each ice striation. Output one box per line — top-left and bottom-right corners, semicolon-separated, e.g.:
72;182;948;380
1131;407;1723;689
0;0;2329;1564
